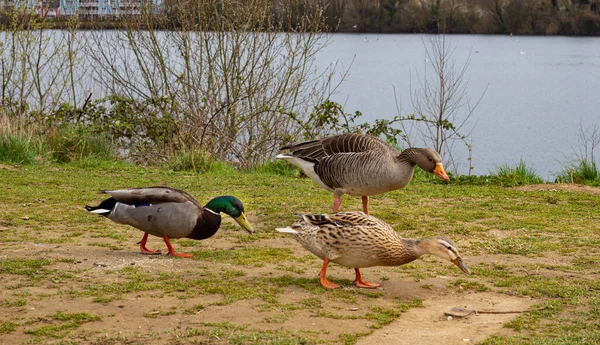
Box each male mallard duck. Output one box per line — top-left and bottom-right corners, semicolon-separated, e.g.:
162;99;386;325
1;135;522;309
86;187;253;258
277;133;449;214
277;212;470;289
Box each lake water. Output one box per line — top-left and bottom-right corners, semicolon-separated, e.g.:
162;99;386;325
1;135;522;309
317;34;600;180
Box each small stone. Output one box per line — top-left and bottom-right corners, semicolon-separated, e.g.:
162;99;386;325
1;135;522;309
21;216;30;220
94;262;108;267
447;316;453;321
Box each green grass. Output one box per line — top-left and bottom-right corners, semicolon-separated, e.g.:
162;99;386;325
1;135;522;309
555;159;600;186
493;159;544;186
45;125;117;163
0;162;599;344
24;311;101;338
0;258;52;276
0;131;51;164
167;149;237;174
0;321;18;334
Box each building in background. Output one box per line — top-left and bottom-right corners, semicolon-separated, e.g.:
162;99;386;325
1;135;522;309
2;0;162;18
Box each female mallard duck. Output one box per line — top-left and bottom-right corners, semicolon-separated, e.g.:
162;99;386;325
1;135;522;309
277;212;470;289
86;187;253;258
277;133;449;214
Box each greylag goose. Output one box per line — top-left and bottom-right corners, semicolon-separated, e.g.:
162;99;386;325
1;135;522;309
277;211;471;289
86;187;253;257
277;133;449;214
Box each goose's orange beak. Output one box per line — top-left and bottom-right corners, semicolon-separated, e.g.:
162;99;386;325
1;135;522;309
433;163;450;182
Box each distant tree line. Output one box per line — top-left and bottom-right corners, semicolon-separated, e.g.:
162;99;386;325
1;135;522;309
1;0;599;35
160;0;599;35
307;0;600;35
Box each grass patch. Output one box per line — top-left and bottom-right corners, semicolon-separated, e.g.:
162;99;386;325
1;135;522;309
251;159;300;176
0;258;52;276
493;159;544;186
167;149;236;174
191;247;294;266
24;311;101;338
45;125;117;163
0;131;50;164
0;321;18;334
555;159;600;185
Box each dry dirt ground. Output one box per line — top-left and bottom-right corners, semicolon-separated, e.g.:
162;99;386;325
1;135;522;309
2;183;597;344
0;227;554;345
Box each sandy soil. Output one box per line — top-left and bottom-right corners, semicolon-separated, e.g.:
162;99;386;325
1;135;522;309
0;230;560;345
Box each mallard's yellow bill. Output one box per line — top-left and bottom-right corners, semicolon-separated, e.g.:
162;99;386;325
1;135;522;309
235;212;254;233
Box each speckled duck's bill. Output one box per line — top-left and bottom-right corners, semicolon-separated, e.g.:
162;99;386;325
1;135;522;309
453;257;472;274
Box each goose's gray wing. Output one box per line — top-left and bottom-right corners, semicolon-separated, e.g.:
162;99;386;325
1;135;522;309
105;187;201;208
281;133;394;162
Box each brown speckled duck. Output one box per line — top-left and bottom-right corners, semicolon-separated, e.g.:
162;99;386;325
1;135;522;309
86;187;253;258
277;211;470;289
277;133;449;214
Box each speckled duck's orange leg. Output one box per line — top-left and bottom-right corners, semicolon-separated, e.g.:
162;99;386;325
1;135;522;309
162;236;193;258
333;195;342;213
354;268;381;289
319;258;341;289
361;196;369;214
137;233;161;255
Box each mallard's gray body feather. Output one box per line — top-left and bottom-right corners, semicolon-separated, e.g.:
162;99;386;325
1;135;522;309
99;187;221;240
87;187;253;257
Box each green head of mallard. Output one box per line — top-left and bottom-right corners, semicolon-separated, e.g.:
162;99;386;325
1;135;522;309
205;196;254;233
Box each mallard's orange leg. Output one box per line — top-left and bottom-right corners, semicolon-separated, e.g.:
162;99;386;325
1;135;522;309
333;195;342;213
319;258;341;289
162;236;193;258
137;233;161;255
361;196;369;214
354;268;381;289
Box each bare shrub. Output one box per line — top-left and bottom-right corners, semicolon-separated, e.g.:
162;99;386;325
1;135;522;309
407;34;487;175
86;0;339;168
0;8;84;129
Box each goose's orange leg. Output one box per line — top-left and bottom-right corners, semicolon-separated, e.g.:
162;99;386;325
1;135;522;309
319;258;341;289
137;233;161;255
333;195;342;213
354;268;381;289
162;236;193;258
361;196;369;214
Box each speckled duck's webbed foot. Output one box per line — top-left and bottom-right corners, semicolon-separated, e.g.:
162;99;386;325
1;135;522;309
319;257;341;289
162;236;193;258
354;268;381;289
137;233;161;255
319;276;341;289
